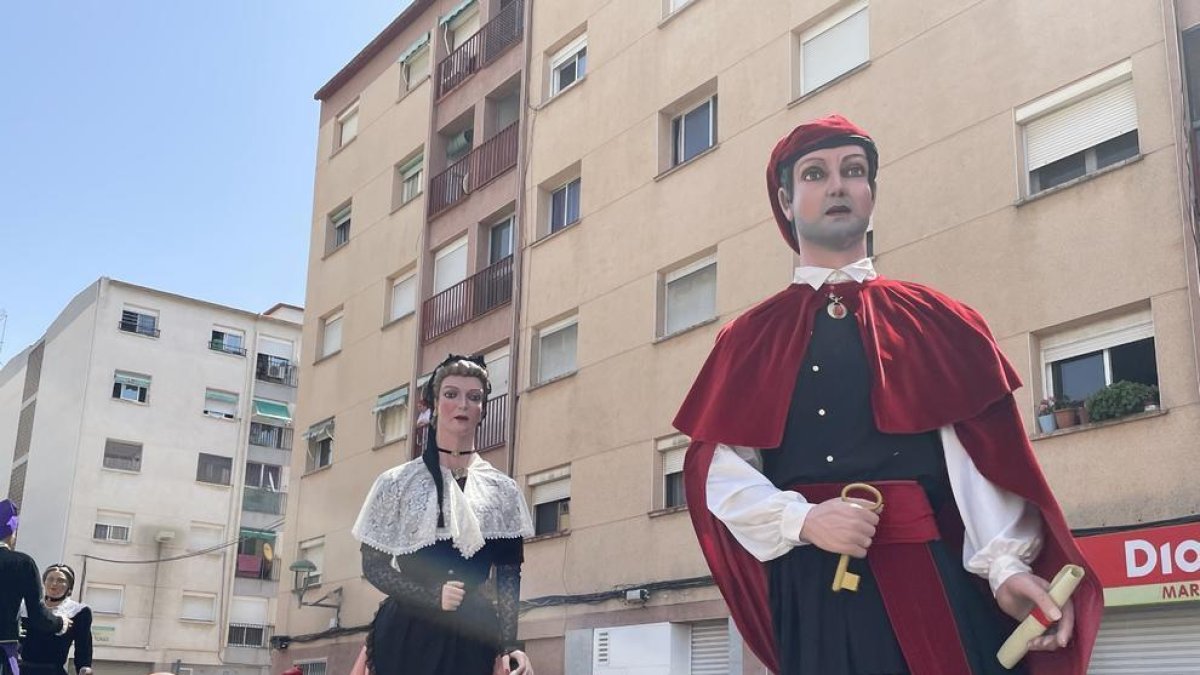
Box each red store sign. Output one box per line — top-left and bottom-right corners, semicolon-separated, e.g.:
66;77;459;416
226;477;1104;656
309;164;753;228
1077;521;1200;606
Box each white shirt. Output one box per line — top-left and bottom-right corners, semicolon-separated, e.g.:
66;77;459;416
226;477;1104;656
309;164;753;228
705;261;1043;595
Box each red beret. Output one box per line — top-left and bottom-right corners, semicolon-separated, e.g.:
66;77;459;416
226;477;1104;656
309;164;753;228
767;114;878;253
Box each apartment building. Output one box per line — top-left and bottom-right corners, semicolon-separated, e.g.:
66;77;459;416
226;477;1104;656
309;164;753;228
279;0;1200;673
0;278;302;675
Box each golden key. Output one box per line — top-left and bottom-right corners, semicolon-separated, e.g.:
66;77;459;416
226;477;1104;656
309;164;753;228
831;482;884;593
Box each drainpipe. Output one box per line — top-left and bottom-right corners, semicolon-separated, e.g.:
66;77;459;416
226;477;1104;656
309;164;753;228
145;540;163;650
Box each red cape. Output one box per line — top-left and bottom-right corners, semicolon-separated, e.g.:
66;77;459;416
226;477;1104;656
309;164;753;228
674;277;1102;675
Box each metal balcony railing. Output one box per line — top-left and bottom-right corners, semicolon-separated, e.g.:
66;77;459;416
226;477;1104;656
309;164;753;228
436;0;524;98
227;623;274;648
422;255;512;341
242;486;287;515
249;423;293;451
412;393;507;454
255;354;297;387
428;122;519;216
118;319;159;337
208;340;247;356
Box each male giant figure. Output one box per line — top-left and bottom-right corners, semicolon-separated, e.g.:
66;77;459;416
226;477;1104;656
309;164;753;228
674;115;1101;674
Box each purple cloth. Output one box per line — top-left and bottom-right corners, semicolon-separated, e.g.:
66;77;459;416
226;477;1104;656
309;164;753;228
1;642;19;675
0;499;17;539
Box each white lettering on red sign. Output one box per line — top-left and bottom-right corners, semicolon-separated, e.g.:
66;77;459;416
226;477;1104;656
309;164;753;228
1125;539;1200;578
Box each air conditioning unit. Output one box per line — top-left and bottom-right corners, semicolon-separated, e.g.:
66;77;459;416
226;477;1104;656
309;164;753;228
268;363;286;379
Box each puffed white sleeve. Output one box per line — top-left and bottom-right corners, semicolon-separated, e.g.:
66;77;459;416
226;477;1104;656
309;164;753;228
941;425;1044;595
705;443;815;562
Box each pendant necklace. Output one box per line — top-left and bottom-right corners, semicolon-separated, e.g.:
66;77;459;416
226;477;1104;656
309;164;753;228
827;292;848;320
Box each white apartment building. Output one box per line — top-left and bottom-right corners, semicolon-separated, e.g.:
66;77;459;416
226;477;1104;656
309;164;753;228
0;278;302;675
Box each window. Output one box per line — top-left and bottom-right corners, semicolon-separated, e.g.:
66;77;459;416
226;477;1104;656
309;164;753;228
1017;61;1138;196
690;620;731;673
93;511;132;542
112;371;151;403
119;307;159;337
798;1;869;95
657;434;689;509
203;389;239;420
399;33;431;92
250;421;291;449
181;592;217;622
103;439;142;472
662;255;717;336
529;467;571;536
228;597;270;647
237;529;277;580
304;419;335;472
86;584;124;615
187;522;225;553
1041;308;1157;405
433;237;469;294
549;178;582;234
245;462;282;490
209;328;245;355
197;453;233;486
320;311;343;358
295;662;327;675
536;316;578;384
445;2;480;50
550;35;587;96
374;386;410;446
297;538;325;586
336;101;359;148
489;216;514;264
672;96;717;166
484;346;510;397
396;154;424;206
389;274;417;322
327;204;351;253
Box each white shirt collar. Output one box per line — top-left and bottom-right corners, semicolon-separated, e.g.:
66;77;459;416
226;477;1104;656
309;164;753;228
792;258;878;291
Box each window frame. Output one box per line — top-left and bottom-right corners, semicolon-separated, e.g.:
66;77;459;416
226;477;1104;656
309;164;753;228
180;591;218;623
535;316;579;385
335;100;360;149
86;583;125;615
398;154;424;205
93;510;133;543
328;204;352;253
549;35;588;97
656;434;689;510
196;452;234;486
797;0;870;96
389;273;417;322
529;466;572;536
209;327;246;355
374;385;411;446
102;439;143;473
320;311;344;359
672;95;717;167
297;538;325;586
304;418;335;472
203;388;239;420
111;371;151;404
119;307;160;337
662;254;717;337
1041;312;1156;404
549;177;582;234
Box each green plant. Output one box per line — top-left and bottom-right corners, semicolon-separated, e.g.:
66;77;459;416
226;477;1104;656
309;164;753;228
1037;398;1055;416
1085;381;1157;422
1050;396;1077;412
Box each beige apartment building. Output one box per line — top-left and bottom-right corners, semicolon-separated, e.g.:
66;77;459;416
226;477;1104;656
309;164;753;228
278;0;1200;673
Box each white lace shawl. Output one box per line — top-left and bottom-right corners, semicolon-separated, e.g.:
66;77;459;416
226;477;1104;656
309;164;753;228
18;597;88;620
352;455;534;559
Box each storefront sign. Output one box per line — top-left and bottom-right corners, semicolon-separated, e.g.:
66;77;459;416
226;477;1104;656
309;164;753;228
1077;522;1200;606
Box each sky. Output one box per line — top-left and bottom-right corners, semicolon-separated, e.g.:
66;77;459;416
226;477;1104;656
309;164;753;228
0;0;415;363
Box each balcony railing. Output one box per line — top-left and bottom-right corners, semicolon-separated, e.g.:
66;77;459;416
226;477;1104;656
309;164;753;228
422;255;513;341
428;121;519;216
209;340;247;356
256;354;297;387
242;486;287;515
235;554;279;581
249;423;293;451
118;319;159;338
413;393;508;454
437;0;524;98
227;623;274;648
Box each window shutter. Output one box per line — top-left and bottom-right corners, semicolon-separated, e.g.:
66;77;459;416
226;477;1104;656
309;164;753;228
1025;80;1137;170
532;477;571;505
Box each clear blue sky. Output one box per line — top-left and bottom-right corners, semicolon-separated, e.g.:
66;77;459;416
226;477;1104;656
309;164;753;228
0;0;413;363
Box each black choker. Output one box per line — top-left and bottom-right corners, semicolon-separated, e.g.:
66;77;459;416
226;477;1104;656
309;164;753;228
438;449;476;456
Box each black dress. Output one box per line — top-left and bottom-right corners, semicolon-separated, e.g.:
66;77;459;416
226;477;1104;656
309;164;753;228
19;605;93;675
361;536;523;675
0;547;62;675
761;301;1024;675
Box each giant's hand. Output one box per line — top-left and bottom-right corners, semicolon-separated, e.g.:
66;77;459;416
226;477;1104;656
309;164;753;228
799;497;880;558
441;580;465;611
996;572;1074;651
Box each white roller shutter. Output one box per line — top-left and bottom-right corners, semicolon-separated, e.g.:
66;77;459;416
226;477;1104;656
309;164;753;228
532;477;570;505
229;597;269;625
1025;79;1137;171
690;619;730;675
1088;604;1200;674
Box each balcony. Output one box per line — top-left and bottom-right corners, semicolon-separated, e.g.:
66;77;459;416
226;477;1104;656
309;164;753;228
437;0;524;99
249;423;293;451
209;339;247;356
227;623;273;649
256;354;297;387
235;554;279;581
422;255;512;341
242;486;286;515
428;121;519;217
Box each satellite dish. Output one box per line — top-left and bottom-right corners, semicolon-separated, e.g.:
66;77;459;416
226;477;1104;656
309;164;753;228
263;542;274;561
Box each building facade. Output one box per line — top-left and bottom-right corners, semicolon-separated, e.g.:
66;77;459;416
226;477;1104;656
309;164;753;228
279;0;1200;673
0;278;302;675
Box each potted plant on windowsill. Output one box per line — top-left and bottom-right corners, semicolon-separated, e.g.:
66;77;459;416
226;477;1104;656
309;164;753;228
1085;381;1157;423
1051;396;1079;429
1036;398;1057;433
